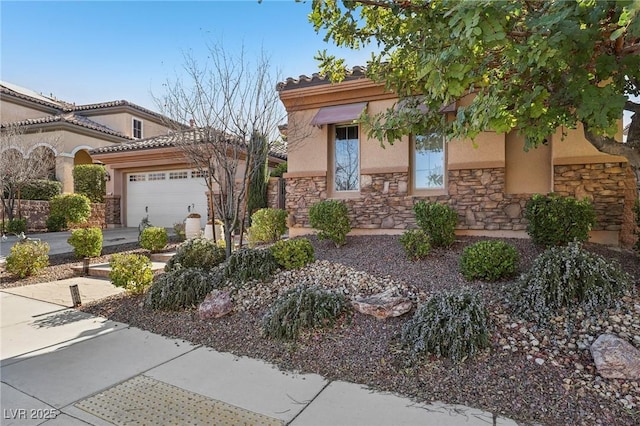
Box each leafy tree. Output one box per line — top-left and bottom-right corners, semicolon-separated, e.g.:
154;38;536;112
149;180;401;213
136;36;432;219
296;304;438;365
309;0;640;175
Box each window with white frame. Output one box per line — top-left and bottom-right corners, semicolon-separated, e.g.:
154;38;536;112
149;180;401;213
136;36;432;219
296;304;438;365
132;118;143;139
129;174;146;182
169;171;188;180
334;125;359;192
148;173;166;181
414;132;445;190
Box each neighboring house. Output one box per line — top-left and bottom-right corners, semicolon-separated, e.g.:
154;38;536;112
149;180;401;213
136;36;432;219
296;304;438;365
278;67;635;246
0;81;181;194
90;130;287;229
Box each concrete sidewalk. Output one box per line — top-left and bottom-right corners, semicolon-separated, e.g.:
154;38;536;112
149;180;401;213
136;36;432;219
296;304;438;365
1;288;519;425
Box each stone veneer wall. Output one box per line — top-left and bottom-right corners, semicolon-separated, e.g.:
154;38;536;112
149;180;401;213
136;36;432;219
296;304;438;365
104;195;122;226
286;162;633;244
286;168;530;231
1;200;105;232
553;162;629;232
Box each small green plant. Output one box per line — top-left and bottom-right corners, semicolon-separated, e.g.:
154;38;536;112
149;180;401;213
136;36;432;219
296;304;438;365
49;194;91;227
173;222;186;242
399;229;431;260
67;227;103;258
73;164;106;203
21;179;62;200
413;201;457;247
145;267;224;310
165;238;226;272
5;218;27;234
270;162;287;178
401;287;490;363
248;208;288;244
524;193;596;246
262;286;351;341
6;240;50;278
510;242;634;326
270;238;315;270
46;214;67;232
309;200;351;247
140;227;168;252
222;248;280;286
109;253;153;295
459;240;519;281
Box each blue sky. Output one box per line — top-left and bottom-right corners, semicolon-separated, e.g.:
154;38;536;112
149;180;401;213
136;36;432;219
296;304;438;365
1;0;374;111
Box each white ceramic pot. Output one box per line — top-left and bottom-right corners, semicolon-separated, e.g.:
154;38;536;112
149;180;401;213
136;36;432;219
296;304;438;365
204;223;214;240
185;215;202;239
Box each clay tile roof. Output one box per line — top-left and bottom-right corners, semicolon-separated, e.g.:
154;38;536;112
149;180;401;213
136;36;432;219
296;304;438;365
0;81;70;111
277;66;367;91
1;112;133;139
90;128;287;160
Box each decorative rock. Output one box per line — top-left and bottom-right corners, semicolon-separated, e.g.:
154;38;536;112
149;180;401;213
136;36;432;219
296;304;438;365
198;290;233;320
590;334;640;379
351;289;412;319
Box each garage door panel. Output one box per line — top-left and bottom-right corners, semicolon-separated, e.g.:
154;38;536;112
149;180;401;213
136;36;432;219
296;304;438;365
126;170;208;228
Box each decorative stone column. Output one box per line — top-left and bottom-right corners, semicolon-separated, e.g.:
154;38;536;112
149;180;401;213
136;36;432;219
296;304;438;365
104;195;122;227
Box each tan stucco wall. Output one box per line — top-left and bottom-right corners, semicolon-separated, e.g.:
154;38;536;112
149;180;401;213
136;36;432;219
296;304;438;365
448;132;506;169
551;123;625;163
1;101;54;122
505;131;552;194
88;112;170;139
286;109;327;174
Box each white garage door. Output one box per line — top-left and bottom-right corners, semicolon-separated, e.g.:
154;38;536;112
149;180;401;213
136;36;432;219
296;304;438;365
126;169;209;229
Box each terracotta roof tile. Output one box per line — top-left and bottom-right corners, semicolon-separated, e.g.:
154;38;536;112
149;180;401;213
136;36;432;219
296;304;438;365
277;66;367;91
1;113;133;139
90;128;287;160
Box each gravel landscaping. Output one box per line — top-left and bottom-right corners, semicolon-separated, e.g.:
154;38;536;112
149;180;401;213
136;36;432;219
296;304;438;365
3;234;639;425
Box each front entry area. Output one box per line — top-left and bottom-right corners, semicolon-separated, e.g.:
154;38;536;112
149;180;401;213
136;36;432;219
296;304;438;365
126;169;208;229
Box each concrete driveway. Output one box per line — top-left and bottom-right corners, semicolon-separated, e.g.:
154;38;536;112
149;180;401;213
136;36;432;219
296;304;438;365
0;228;141;258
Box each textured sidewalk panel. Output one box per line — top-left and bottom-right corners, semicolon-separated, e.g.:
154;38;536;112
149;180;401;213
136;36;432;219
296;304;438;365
75;375;283;426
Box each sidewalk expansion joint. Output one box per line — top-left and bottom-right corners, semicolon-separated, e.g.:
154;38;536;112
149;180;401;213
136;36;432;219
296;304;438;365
285;379;332;425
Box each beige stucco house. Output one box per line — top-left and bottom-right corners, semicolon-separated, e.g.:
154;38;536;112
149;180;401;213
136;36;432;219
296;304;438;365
90;131;287;229
0;81;179;194
278;67;636;246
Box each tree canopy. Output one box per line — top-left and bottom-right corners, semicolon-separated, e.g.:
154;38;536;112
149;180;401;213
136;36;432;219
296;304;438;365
309;0;640;169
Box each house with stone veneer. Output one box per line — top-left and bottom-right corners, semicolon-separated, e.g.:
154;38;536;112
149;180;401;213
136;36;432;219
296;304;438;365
277;67;637;247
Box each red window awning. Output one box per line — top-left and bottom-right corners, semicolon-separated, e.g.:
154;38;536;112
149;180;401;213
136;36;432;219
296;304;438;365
310;102;368;127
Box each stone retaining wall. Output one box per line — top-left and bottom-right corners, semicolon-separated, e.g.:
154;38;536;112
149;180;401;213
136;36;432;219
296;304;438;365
286;162;635;246
1;200;106;232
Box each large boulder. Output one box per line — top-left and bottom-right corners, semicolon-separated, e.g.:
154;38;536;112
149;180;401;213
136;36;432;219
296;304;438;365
351;289;412;319
198;290;233;320
590;334;640;379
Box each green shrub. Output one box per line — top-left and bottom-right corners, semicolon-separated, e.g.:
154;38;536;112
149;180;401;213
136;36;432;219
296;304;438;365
248;208;287;244
5;218;27;234
222;248;280;286
270;162;287;178
413;201;457;247
173;222;186;242
270;238;315;270
67;227;103;258
73;164;106;203
165;238;226;272
401;287;490;363
510;242;634;326
145;268;224;310
140;227;168;252
49;194;91;226
460;240;519;281
524;193;596;246
399;229;431;260
262;286;351;341
309;200;351;247
6;240;50;278
109;253;153;295
21;179;62;200
46;214;67;232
